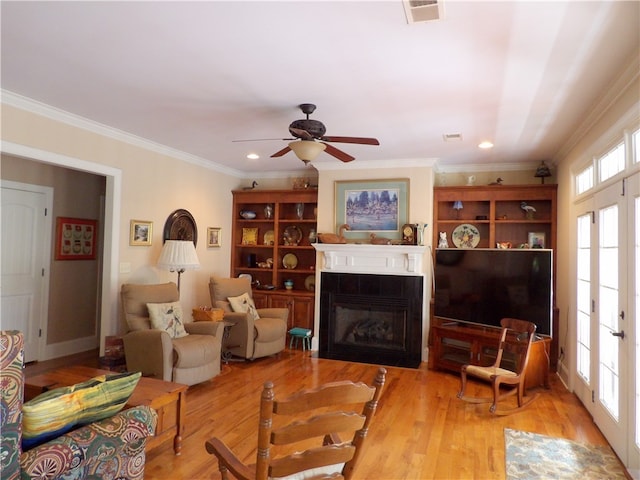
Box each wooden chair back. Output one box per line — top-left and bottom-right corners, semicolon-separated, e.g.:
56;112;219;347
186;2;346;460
206;367;386;480
495;317;537;373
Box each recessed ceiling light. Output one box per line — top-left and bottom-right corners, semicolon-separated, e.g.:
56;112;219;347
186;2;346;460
247;153;259;159
478;141;494;149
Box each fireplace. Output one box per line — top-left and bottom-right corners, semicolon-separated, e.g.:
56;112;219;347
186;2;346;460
319;272;423;368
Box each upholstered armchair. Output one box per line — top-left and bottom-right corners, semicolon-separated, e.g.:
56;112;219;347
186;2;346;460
209;276;288;360
120;282;224;386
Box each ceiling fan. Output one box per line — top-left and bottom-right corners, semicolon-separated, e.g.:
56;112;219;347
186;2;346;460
237;103;380;164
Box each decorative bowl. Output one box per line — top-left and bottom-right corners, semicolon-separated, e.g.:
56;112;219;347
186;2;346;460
240;210;256;219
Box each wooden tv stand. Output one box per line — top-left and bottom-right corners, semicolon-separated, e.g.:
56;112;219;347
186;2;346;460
429;319;550;390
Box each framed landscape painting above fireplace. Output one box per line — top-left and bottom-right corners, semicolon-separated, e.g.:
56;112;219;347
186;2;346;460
335;178;409;242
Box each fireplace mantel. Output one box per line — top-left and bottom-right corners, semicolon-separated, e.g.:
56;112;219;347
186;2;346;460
313;244;427;276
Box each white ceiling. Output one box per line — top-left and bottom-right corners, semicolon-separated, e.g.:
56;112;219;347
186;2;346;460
2;1;638;176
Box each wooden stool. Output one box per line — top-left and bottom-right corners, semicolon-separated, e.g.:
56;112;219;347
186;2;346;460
289;327;312;351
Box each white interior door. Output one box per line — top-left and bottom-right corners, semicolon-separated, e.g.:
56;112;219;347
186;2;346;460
1;181;52;362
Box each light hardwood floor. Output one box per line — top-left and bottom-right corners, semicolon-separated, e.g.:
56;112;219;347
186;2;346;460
26;348;612;479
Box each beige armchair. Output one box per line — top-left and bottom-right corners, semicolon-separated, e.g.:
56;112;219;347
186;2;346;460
120;282;224;386
209;276;288;360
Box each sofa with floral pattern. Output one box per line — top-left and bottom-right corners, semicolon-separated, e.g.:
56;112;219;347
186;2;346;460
0;330;158;480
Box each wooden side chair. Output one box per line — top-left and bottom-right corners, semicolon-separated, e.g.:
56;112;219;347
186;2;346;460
205;367;387;480
457;318;538;415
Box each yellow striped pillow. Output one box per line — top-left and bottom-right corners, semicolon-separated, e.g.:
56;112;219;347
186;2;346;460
22;371;141;450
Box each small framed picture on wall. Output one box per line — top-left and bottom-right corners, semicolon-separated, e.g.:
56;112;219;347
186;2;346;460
55;217;98;260
207;227;221;247
130;220;153;246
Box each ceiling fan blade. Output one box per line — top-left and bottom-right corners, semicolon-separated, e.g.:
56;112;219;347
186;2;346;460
289;127;315;141
271;146;292;158
320;136;380;145
322;143;355;162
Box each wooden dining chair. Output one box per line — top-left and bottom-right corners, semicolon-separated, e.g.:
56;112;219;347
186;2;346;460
205;367;386;480
457;318;538;415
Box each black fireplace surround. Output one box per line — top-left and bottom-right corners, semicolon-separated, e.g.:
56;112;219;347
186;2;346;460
319;272;423;368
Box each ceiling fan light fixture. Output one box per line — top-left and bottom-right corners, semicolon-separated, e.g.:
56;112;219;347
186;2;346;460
288;140;326;163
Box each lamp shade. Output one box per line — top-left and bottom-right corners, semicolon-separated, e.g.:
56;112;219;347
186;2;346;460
288;140;326;163
157;240;200;272
534;161;552;184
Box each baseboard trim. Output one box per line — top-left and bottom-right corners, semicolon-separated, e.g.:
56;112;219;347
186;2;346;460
44;335;99;361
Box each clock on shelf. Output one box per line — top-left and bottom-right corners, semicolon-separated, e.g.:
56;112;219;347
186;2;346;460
163;209;198;245
402;223;417;245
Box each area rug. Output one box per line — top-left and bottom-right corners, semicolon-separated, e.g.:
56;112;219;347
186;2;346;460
504;428;627;479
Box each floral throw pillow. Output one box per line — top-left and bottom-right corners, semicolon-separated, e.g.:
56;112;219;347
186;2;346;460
147;301;189;338
227;292;260;321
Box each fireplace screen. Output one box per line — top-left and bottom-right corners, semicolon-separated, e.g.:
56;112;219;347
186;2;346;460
319;272;423;368
334;304;406;351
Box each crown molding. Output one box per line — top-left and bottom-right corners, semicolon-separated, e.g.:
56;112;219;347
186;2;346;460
433;161;541;174
1;89;250;178
312;158;438;171
555;53;640;162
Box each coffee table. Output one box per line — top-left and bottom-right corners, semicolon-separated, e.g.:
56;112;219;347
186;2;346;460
24;365;188;455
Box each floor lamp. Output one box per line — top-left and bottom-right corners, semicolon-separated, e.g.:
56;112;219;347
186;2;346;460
157;240;200;292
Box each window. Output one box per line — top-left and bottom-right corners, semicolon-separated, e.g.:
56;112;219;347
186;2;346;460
598;142;625;183
576;165;594;195
576;213;592;382
633;129;639;164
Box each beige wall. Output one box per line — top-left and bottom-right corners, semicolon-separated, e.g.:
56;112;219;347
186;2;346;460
0;102;320;358
435;169;555;187
1;104;246;356
314;163;435;358
316;165;434;237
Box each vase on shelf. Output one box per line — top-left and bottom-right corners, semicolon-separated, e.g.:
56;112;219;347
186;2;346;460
308;228;317;243
295;203;305;220
264;204;273;219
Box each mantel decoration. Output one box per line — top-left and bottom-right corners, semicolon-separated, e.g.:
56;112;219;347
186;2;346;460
163;209;197;246
55;217;98;260
129;220;152;246
335;178;409;242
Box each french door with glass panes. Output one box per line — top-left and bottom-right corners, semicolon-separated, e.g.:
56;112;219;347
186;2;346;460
574;172;639;476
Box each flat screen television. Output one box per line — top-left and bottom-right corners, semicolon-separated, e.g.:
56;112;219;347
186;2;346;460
434;248;553;336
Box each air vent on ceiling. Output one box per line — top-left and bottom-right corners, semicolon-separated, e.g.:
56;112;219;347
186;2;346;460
443;133;462;142
403;0;444;24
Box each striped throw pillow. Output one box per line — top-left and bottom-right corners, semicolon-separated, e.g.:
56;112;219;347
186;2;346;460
22;371;141;450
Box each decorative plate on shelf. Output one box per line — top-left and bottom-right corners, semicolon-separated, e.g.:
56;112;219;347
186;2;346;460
304;275;316;292
282;253;298;269
452;224;480;249
283;225;302;246
263;230;275;246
